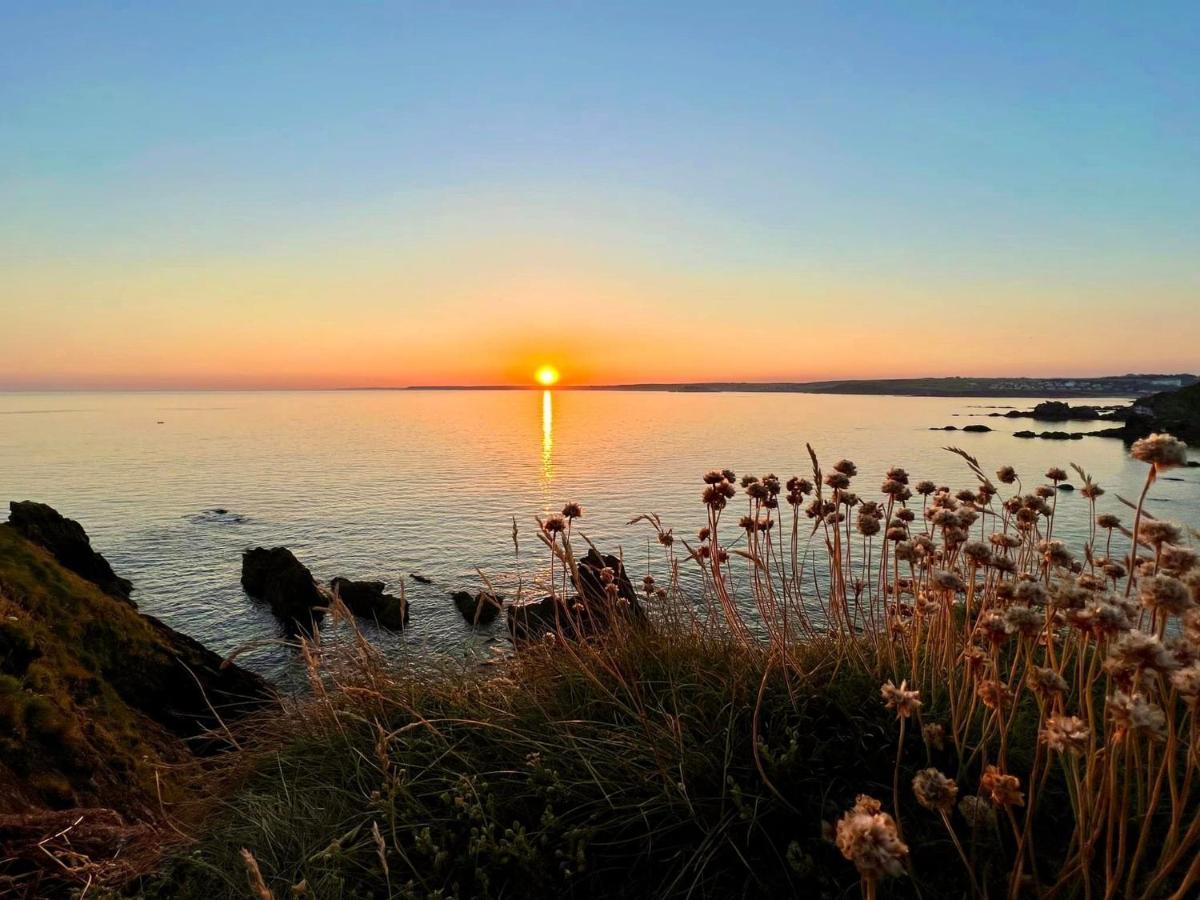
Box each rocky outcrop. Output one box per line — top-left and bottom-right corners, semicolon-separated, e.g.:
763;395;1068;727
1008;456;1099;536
0;513;274;820
330;577;407;629
451;590;501;626
241;547;327;626
1088;382;1200;444
7;501;133;602
507;549;644;644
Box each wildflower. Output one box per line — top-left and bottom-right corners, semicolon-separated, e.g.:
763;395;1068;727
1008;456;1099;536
958;795;998;827
834;459;858;477
996;466;1017;484
933;570;965;592
964;541;992;564
896;508;916;523
881;679;922;718
977;680;1013;711
979;610;1013;645
1041;716;1090;754
858;514;881;537
1107;631;1178;674
721;468;737;483
1137;519;1183;548
1027;666;1068;698
1013;580;1049;606
1096;513;1121;530
1171;664;1200;707
887;467;909;484
915;480;936;495
740;474;759;488
881;479;908;497
1161;545;1198;576
657;531;674;548
1039;540;1074;569
786;476;813;496
703;470;726;485
912;769;958;813
1130;433;1189;471
824;472;851;491
980;765;1024;807
922;722;946;751
1139;574;1195;616
600;566;615;584
543;514;566;535
1004;606;1046;636
561;501;583;520
990;532;1022;550
1046;467;1067;482
835;795;909;880
1108;691;1166;740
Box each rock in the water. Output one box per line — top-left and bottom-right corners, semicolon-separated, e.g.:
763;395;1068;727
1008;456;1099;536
1057;483;1075;491
452;590;502;626
330;577;407;629
409;573;433;585
930;425;958;431
7;501;133;603
1038;431;1080;440
962;424;992;433
241;547;327;626
1014;430;1036;438
507;549;645;645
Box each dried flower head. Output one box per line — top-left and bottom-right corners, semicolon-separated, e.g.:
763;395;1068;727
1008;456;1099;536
1139;574;1195;616
980;765;1024;807
1131;433;1189;471
1027;666;1068;698
1108;691;1167;740
912;769;958;813
996;466;1017;484
922;722;946;751
835;795;909;879
958;794;998;828
561;501;583;520
881;679;922;718
1041;715;1090;754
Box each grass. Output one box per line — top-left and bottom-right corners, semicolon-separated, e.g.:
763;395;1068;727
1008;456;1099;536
118;434;1200;897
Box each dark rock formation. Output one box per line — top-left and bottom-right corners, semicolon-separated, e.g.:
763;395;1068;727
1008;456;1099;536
507;549;644;644
0;515;273;819
930;426;958;431
1057;483;1075;491
7;501;132;602
1087;382;1200;445
452;590;502;626
330;577;407;629
962;424;992;433
409;573;433;585
1014;430;1036;438
241;547;327;626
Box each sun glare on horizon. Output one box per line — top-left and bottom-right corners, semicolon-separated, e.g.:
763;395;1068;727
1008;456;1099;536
535;365;560;387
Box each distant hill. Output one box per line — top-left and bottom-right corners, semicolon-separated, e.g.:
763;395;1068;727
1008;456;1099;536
400;373;1198;398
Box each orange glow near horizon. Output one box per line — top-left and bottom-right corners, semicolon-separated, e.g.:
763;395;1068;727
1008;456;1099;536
535;365;560;387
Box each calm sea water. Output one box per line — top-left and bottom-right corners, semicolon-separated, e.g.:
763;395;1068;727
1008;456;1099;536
1;390;1196;677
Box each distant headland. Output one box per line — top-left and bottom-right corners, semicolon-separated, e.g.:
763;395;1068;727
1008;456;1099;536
393;373;1198;398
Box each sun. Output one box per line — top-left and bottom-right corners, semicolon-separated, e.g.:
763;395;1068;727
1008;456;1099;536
535;364;560;387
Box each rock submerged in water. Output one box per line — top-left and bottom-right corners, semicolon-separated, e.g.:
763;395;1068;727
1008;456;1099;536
409;573;433;585
962;424;992;433
330;577;407;629
241;547;327;626
7;501;133;603
451;589;501;626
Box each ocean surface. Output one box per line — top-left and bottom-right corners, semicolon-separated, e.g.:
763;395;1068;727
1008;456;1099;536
1;390;1196;677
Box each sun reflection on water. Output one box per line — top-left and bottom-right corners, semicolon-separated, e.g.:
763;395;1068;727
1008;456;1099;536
541;389;553;491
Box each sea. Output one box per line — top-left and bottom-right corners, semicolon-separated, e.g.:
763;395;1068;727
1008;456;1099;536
1;390;1196;678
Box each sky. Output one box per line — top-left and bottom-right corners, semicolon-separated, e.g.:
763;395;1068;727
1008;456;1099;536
1;1;1197;389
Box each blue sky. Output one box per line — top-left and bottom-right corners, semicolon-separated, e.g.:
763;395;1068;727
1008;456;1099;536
2;2;1197;386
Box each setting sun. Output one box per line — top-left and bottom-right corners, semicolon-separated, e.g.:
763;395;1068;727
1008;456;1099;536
535;365;560;386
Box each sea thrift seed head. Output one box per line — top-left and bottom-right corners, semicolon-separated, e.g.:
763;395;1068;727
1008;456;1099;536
1108;630;1178;674
600;567;615;584
1108;691;1167;740
1028;666;1068;698
1081;482;1105;499
881;679;922;718
913;769;958;813
703;470;725;485
721;468;737;483
958;795;998;827
543;514;566;535
833;459;857;477
915;480;937;495
1096;513;1121;530
1139;574;1196;616
1137;519;1183;548
886;467;910;484
1131;433;1189;471
1171;664;1200;707
922;723;946;751
824;472;851;491
1161;545;1198;576
977;679;1014;711
561;501;583;519
740;474;758;488
1013;580;1049;607
996;465;1017;484
1046;467;1067;482
835;796;908;880
980;765;1024;807
1041;716;1090;754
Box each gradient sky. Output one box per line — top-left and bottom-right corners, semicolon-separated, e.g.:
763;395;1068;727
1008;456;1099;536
2;2;1197;388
